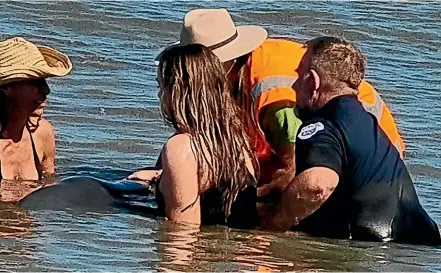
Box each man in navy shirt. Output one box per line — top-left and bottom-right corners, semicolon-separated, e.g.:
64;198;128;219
262;36;440;245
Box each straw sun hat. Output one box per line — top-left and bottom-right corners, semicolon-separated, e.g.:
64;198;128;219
155;8;268;65
0;37;72;85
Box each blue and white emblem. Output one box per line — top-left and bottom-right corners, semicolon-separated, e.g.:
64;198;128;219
298;122;324;140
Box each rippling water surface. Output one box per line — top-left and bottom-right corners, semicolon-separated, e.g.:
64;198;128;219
1;1;441;271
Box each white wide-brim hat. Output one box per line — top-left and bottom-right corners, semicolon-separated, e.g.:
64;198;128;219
155;8;268;65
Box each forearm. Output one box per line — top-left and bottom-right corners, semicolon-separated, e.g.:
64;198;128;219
258;104;300;194
130;151;163;181
261;167;338;231
270;144;296;191
262;185;325;231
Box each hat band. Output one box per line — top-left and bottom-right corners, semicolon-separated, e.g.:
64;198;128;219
208;31;238;50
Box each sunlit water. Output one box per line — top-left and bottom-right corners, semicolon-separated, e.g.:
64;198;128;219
1;1;441;271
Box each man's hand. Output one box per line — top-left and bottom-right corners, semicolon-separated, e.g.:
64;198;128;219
257;144;296;197
257;183;276;198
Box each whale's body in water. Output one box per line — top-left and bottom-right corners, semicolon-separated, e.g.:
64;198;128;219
18;176;158;213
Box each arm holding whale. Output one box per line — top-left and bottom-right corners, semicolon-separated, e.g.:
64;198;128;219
260;167;338;231
257;104;301;198
127;149;163;181
260;120;343;231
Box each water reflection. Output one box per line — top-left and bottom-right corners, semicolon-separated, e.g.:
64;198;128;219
0;204;37;271
156;222;201;271
232;232;294;272
0;203;34;238
156;223;296;272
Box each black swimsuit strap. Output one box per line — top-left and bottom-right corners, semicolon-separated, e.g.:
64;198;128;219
181;195;199;213
155;174;199;214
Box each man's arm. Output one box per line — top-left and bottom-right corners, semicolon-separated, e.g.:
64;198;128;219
261;167;339;231
257;143;296;197
257;103;302;197
261;118;344;231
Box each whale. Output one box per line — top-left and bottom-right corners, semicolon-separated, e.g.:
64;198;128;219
18;175;158;214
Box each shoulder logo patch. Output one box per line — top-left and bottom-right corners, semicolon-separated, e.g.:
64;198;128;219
298;122;324;140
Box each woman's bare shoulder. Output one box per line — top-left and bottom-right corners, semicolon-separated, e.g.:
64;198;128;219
162;133;196;169
160;133;199;209
34;118;55;140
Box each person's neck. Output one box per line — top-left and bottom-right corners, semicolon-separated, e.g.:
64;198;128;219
316;86;356;110
0;109;29;142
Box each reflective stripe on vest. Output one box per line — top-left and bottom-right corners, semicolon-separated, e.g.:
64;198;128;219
394;141;402;155
361;90;384;121
361;92;404;156
394;139;405;158
251;75;298;100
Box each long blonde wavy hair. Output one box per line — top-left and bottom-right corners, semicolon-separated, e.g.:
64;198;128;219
157;44;259;217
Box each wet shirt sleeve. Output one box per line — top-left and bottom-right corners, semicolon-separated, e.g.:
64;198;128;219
295;119;344;176
262;103;302;150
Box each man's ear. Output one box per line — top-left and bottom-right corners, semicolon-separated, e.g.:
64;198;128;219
310;69;320;91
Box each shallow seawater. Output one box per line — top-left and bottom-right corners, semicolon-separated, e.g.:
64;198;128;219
1;0;441;271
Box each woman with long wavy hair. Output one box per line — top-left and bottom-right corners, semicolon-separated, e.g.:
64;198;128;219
130;44;260;227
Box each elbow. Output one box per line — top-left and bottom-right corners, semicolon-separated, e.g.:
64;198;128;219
305;184;336;202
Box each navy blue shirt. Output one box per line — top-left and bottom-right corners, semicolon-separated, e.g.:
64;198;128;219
293;95;440;245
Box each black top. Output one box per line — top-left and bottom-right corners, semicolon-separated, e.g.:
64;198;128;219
293;95;440;245
156;172;259;229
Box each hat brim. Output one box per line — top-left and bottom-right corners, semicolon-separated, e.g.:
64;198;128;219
0;45;73;85
37;46;73;77
155;25;267;65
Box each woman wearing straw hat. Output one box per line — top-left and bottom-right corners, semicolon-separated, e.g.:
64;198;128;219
137;9;405;202
0;37;72;195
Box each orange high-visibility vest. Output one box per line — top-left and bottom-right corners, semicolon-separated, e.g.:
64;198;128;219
249;39;405;164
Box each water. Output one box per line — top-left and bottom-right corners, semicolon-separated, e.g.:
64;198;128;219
1;0;441;271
